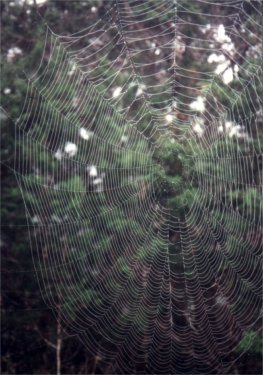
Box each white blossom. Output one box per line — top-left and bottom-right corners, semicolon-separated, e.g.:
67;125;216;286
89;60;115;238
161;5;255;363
174;39;186;54
219;121;248;139
229;124;248;139
27;0;47;4
222;42;235;54
154;48;161;56
218;125;224;133
207;53;226;64
222;67;233;84
193;123;204;136
89;165;98;177
13;0;47;5
64;142;77;157
214;24;231;44
112;86;122;98
79;127;93;140
93;177;103;185
4;88;11;95
189;96;205;113
172;100;177;109
165;114;173;123
215;60;230;75
193;118;205;137
7;47;22;62
200;23;211;34
225;121;232;130
135;84;146;97
31;215;39;224
54;149;63;161
121;135;128;143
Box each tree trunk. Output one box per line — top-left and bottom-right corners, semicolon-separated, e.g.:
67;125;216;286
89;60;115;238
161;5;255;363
56;307;62;375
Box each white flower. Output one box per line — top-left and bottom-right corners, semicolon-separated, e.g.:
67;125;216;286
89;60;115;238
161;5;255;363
154;48;161;56
225;121;232;130
31;215;39;224
7;47;22;62
29;0;47;4
54;149;63;161
193;123;204;137
189;96;205;113
89;165;98;177
4;88;11;95
112;87;122;98
174;39;186;54
18;0;47;5
91;6;97;13
207;53;225;64
229;125;241;138
193;118;205;137
64;142;77;157
229;123;247;139
91;173;105;192
218;125;224;133
93;177;103;185
9;0;48;7
135;84;146;97
172;100;177;109
79;127;93;140
222;42;235;54
200;23;211;34
214;24;231;44
222;67;233;85
215;60;230;75
165;114;173;123
121;135;128;143
220;121;248;139
129;82;137;88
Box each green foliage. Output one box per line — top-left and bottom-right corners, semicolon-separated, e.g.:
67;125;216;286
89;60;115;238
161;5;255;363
236;331;262;355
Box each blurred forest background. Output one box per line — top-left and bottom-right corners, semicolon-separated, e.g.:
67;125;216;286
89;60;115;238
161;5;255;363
1;0;262;374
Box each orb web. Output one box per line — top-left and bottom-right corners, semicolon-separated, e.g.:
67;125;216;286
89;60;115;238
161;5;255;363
9;0;262;373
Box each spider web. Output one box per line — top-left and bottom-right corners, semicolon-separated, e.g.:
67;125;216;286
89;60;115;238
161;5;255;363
8;0;262;373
